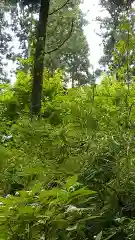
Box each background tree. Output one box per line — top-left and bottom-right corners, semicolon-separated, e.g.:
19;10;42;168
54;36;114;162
45;7;91;87
98;0;134;69
4;0;91;115
8;1;91;87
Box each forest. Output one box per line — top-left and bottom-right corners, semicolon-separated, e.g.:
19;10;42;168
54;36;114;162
1;0;135;239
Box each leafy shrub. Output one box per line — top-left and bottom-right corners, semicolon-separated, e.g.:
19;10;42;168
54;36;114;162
0;176;97;240
1;72;135;239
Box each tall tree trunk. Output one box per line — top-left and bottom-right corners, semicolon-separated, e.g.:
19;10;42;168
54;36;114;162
71;71;75;88
31;0;50;116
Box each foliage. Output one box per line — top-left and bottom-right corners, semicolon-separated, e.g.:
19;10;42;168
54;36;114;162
0;178;97;240
1;67;135;238
98;0;135;69
111;8;135;82
1;0;135;239
4;0;92;86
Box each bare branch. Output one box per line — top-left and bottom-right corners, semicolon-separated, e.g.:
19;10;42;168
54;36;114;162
49;0;70;16
45;20;74;54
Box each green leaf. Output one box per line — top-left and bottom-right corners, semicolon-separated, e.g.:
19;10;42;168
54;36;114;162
104;232;117;240
96;231;102;240
70;188;96;197
66;175;78;190
32;183;42;194
78;215;101;222
66;224;78;231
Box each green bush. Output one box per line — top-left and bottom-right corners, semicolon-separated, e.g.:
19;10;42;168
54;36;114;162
1;72;135;239
0;176;97;240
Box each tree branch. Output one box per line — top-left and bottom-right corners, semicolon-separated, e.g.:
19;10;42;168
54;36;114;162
49;0;70;16
45;20;74;54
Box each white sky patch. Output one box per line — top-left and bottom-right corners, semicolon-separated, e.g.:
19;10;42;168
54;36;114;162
80;0;109;70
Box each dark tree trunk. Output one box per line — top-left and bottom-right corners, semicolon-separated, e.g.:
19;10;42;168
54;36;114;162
31;0;50;116
71;72;75;88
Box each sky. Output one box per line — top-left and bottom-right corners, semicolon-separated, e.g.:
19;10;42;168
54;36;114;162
80;0;108;70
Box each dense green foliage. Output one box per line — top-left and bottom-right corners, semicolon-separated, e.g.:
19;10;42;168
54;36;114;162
98;0;135;69
1;0;135;239
0;67;135;238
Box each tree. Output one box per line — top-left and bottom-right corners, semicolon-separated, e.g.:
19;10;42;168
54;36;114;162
110;8;135;84
6;0;86;116
98;0;134;68
44;8;91;87
4;0;48;116
7;1;91;87
31;0;50;116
